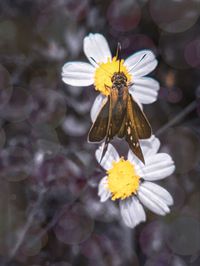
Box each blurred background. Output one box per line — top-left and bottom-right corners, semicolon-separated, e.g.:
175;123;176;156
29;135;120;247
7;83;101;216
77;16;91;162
0;0;200;265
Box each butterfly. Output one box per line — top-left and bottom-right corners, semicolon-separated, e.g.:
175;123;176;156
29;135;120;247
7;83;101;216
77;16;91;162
88;47;152;164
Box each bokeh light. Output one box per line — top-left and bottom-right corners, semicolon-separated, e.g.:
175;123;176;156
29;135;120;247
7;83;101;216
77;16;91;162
81;186;119;223
167;216;200;255
149;0;200;33
159;31;192;69
54;203;94;245
0;64;13;110
18;226;48;258
184;39;200;67
139;220;168;257
28;88;67;128
165;127;200;174
107;0;141;32
0;87;34;122
145;252;187;266
62;115;89;137
118;34;156;55
0;146;32;181
31;124;61;158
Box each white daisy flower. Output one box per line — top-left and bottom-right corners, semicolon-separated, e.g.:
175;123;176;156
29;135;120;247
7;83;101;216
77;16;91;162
62;33;159;122
95;136;175;229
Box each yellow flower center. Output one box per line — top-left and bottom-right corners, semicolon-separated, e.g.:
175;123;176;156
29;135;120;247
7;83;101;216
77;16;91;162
107;157;140;201
94;57;132;96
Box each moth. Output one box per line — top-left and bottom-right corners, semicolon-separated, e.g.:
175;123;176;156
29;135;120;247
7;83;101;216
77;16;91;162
88;49;152;164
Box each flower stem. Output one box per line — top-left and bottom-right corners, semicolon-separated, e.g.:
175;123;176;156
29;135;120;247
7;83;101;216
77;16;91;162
156;100;197;136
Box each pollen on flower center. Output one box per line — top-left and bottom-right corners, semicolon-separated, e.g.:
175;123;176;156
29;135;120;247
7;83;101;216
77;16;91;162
94;57;132;96
107;157;140;201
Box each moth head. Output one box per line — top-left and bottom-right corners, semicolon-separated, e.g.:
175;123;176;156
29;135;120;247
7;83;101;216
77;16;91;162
111;72;127;83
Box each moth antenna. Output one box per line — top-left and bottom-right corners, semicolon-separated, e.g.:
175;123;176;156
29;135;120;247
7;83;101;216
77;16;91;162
90;57;113;77
128;54;147;73
116;42;122;73
115;42;121;59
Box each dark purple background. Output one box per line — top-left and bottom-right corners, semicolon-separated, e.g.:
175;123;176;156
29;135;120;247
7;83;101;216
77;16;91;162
0;0;200;265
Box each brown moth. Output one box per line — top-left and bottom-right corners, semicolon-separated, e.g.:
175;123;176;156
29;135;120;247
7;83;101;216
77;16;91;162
88;48;152;164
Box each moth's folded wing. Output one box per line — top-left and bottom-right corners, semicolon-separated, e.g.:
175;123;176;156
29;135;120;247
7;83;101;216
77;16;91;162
111;88;127;137
130;95;152;139
88;97;110;142
125;95;146;163
117;116;126;138
125;123;145;164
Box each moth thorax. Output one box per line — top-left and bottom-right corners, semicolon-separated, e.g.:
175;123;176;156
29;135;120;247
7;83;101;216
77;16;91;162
111;72;127;89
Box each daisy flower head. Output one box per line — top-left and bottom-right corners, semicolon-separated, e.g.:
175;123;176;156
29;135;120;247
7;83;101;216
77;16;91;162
96;136;175;229
62;33;159;121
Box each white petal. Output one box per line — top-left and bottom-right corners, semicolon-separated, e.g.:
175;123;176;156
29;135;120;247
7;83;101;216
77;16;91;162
90;94;107;122
98;176;111;202
83;33;112;66
140;135;160;157
138;182;172;215
120;197;146;228
141;182;173;206
95;143;119;170
139;153;175;181
125;50;158;78
62;62;95;86
129;77;159;104
127;150;144;173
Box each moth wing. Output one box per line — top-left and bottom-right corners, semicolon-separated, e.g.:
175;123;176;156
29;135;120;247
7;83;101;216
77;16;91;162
130;95;152;139
125;118;145;164
117;117;126;138
110;87;128;136
124;94;147;163
88;97;110;142
99;89;121;160
101;87;129;160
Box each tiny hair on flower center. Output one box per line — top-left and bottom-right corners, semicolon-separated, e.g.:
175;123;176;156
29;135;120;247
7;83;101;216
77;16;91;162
107;157;140;200
94;57;132;96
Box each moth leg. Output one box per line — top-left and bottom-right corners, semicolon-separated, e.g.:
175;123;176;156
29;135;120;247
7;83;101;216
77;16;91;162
104;84;111;95
128;82;134;87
